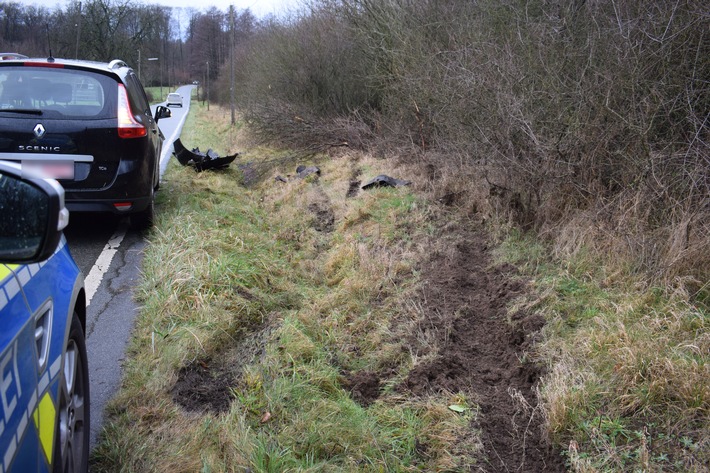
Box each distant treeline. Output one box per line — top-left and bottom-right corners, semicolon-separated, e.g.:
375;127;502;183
0;0;256;90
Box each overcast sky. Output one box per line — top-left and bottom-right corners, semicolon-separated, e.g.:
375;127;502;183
14;0;303;19
146;0;302;17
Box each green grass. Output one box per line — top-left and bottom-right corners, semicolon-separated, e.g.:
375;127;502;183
90;104;474;472
496;232;709;472
89;102;708;472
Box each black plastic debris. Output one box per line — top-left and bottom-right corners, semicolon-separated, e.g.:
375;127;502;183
296;165;321;178
173;138;238;172
361;174;411;190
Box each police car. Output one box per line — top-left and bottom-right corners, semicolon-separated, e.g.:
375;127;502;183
0;160;89;472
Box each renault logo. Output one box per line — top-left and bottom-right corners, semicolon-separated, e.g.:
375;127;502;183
33;123;46;138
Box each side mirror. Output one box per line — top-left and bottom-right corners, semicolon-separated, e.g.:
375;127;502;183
154;105;172;122
0;161;68;263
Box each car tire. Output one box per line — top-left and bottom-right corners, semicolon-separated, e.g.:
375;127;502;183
131;196;155;230
53;311;90;473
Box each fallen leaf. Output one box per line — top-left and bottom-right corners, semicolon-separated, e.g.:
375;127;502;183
448;404;467;413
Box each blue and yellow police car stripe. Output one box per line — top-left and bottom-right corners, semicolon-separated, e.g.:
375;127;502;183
0;239;67;472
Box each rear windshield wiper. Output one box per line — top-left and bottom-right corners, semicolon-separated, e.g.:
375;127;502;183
0;108;43;115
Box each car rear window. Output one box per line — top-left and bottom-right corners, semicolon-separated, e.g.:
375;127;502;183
0;67;114;118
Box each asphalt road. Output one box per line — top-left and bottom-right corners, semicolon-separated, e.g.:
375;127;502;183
63;85;193;447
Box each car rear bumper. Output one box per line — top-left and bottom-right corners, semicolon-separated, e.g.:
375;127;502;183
65;195;152;214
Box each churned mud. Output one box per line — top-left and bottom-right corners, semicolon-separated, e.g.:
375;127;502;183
397;222;564;472
172;184;564;470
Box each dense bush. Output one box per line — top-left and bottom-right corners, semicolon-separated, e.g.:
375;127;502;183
230;0;709;289
224;9;377;146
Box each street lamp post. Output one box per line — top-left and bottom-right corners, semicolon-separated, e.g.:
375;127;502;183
74;2;82;59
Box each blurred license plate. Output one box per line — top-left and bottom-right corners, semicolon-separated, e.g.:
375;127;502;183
22;160;74;179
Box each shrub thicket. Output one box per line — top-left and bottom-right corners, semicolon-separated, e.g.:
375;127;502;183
230;0;709;292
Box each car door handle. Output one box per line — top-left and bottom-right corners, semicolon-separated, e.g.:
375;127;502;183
35;302;53;373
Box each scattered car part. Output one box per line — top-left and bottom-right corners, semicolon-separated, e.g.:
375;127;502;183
361;174;411;189
172;138;238;171
296;165;321;178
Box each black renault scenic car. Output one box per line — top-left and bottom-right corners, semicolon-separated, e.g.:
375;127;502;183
0;54;172;228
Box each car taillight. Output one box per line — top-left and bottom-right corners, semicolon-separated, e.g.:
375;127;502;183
113;202;133;211
21;61;64;68
117;84;147;139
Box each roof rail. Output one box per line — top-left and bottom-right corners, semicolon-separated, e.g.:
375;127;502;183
108;59;129;70
0;53;29;60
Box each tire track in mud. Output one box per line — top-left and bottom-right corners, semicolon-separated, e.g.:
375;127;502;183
400;224;565;472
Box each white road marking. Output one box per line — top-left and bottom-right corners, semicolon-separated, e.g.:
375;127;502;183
86;88;191;307
85;221;128;306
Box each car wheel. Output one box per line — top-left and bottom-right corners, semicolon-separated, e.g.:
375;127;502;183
54;312;90;473
131;196;155;230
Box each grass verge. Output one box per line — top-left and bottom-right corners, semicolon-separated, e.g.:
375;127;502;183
90;102;708;472
90;102;475;472
496;231;708;472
